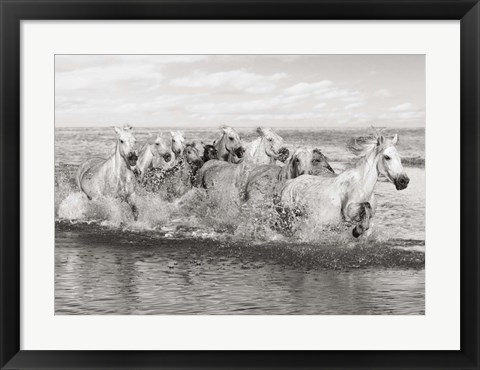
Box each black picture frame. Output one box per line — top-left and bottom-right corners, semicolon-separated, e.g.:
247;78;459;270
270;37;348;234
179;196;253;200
1;0;479;369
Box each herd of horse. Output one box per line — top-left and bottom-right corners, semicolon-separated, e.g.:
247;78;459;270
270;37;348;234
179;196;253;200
76;125;410;238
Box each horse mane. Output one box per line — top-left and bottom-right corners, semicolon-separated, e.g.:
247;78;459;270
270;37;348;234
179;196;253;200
139;142;151;154
346;128;385;158
220;125;237;137
171;130;185;140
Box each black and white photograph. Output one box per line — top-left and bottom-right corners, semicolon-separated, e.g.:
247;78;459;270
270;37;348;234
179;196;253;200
55;54;425;315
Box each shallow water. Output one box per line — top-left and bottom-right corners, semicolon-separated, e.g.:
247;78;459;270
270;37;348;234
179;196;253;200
55;127;425;315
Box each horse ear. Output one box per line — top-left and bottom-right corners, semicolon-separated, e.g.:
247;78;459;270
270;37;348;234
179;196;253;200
377;135;385;146
114;126;122;136
392;134;399;145
170;130;174;137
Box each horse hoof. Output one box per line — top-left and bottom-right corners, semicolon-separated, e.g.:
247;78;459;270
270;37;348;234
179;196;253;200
352;227;361;238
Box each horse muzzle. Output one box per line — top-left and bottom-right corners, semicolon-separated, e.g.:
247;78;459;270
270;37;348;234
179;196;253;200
234;146;245;158
277;147;290;163
163;152;172;162
127;152;138;167
394;174;410;190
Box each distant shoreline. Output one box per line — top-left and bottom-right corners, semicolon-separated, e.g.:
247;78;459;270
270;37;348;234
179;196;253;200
55;126;426;131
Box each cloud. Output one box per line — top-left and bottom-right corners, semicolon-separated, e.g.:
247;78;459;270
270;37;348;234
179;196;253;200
344;102;365;110
170;69;287;94
389;102;416;112
54;55;425;128
374;88;391;98
283;80;333;95
56;63;163;91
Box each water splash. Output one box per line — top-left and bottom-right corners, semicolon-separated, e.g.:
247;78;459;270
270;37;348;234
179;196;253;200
55;163;425;271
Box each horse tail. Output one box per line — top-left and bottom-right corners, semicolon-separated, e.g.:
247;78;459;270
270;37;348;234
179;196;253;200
76;161;92;200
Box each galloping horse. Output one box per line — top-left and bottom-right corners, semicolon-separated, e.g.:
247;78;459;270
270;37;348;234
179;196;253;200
280;132;409;237
213;126;245;163
244;148;335;204
136;135;173;180
76;125;140;220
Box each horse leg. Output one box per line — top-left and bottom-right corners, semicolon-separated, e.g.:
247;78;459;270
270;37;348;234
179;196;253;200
345;202;373;238
126;193;139;221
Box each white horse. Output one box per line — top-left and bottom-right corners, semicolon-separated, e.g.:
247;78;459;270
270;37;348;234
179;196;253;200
170;130;185;158
242;127;289;165
280;133;409;237
76;125;140;220
136;134;174;180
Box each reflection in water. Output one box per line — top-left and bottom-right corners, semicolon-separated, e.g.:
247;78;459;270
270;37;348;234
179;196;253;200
56;226;424;315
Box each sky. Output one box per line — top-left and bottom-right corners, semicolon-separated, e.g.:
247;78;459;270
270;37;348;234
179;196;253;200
55;55;425;128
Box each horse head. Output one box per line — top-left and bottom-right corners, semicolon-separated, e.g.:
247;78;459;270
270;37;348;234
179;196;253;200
311;149;335;175
376;134;409;190
170;130;185;157
278;149;309;181
202;144;218;162
184;142;204;168
218;126;245;160
151;134;174;167
114;125;138;169
257;127;289;162
348;131;409;191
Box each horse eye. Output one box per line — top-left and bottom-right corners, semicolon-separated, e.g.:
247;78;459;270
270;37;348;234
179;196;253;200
120;140;124;144
156;143;159;146
384;155;391;160
229;137;234;140
268;138;273;142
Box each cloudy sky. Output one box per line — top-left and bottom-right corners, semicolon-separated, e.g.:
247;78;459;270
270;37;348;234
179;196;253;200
55;55;425;128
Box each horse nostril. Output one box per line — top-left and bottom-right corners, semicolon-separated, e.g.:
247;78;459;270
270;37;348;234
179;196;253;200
236;147;245;157
164;153;171;162
396;175;409;190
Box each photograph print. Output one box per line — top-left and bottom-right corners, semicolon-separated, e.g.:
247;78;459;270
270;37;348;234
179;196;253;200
55;54;425;315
